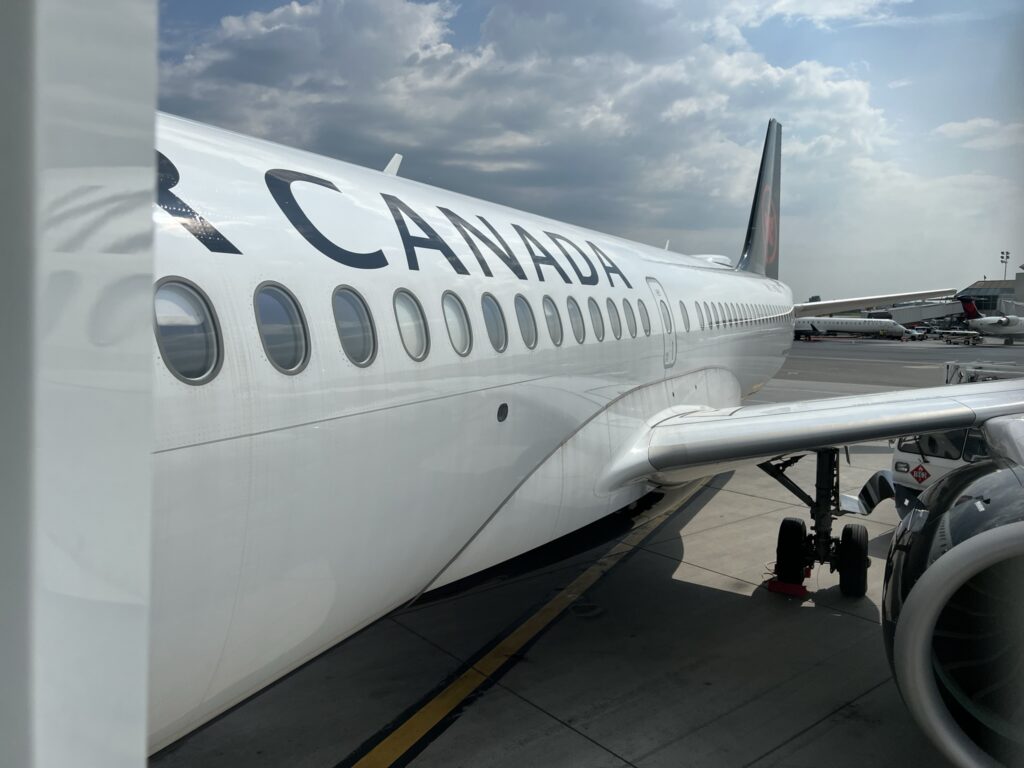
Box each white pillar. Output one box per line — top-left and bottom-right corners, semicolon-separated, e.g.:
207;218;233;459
0;1;155;765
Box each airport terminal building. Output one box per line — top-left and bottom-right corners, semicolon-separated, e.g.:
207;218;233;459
957;275;1024;314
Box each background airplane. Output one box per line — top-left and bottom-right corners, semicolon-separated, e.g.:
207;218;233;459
959;296;1024;344
793;316;910;340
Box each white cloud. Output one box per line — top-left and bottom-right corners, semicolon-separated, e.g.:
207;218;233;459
935;118;1024;150
854;10;989;28
723;0;907;29
887;78;912;89
159;0;1022;298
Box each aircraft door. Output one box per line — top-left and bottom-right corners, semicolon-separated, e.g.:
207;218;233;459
645;277;676;368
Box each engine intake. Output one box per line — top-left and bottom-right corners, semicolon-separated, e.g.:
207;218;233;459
883;459;1024;768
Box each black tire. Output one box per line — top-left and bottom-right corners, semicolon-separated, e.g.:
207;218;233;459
775;517;807;584
838;524;869;597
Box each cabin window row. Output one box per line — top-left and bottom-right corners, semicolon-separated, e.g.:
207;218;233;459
155;279;793;385
685;300;791;332
154;279;667;384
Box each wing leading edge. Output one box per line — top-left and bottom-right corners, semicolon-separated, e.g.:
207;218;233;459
793;289;954;318
600;379;1024;491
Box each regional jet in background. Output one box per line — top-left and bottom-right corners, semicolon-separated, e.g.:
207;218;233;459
793;315;909;340
150;115;1024;768
959;296;1024;344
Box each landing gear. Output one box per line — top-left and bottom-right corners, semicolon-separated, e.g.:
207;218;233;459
838;524;869;597
775;517;807;584
760;448;870;598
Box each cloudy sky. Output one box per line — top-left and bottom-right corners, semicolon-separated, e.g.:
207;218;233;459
159;0;1023;300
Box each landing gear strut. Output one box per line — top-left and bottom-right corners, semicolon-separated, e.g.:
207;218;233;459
760;448;870;598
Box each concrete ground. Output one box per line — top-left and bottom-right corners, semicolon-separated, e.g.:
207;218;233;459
152;339;1021;768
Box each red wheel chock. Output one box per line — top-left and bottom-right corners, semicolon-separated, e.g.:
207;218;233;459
765;567;812;597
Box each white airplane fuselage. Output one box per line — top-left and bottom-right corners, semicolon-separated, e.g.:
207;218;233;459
794;316;906;339
966;315;1024;339
149;114;795;749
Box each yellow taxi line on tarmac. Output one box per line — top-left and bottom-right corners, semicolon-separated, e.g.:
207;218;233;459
353;479;709;768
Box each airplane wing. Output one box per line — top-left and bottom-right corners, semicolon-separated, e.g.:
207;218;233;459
601;378;1024;490
793;289;954;318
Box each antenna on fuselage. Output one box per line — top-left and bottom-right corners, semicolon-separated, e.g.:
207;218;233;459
664;240;670;250
383;153;403;176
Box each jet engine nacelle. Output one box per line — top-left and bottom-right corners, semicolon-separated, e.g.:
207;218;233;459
883;459;1024;768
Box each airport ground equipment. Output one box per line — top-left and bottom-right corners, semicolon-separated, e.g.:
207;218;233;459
887;362;1024;514
945;361;1024;385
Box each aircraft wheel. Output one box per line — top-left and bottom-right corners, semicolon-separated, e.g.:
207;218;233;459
775;517;807;584
838;524;869;597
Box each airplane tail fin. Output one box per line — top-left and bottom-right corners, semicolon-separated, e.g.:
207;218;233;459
958;296;983;320
736;119;781;280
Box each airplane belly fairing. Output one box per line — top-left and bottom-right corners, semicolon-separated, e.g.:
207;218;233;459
430;365;749;588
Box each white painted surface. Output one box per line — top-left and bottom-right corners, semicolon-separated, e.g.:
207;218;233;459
0;0;156;766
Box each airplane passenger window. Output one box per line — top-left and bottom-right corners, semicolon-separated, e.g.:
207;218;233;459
481;293;508;352
154;279;221;384
515;294;538;350
637;299;651;336
622;299;637;338
679;301;690;332
711;303;720;327
606;298;622;339
254;283;309;374
332;286;376;367
658;300;673;333
695;302;705;330
588;297;605;341
394;289;430;361
442;291;472;357
542;295;563;346
567;297;586;343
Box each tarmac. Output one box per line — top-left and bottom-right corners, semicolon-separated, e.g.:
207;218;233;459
152;338;1023;768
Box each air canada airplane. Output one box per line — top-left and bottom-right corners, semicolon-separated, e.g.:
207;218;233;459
959;296;1024;343
151;115;1024;768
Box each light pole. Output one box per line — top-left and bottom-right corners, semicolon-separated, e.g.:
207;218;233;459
1000;250;1010;280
